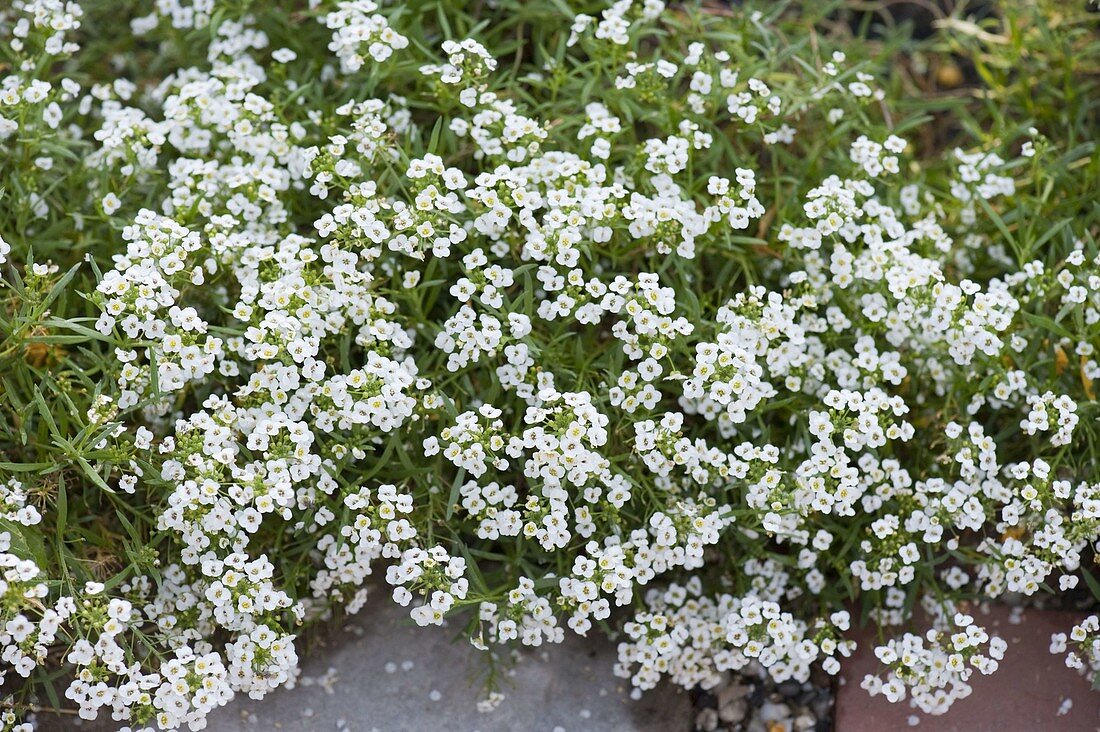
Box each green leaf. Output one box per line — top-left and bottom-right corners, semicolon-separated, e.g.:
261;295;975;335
1081;566;1100;604
445;467;466;521
1021;311;1074;340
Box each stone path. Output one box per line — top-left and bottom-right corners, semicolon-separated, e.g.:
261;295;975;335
36;602;1100;731
52;594;690;732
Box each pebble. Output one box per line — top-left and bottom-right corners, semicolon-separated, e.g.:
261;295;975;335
793;712;816;731
777;681;802;698
811;694;833;720
696;707;719;731
717;682;752;705
693;674;832;732
718;699;747;724
759;701;791;723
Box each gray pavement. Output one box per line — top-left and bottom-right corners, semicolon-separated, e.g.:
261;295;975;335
49;594;689;732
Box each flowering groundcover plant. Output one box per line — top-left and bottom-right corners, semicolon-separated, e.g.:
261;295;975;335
0;0;1098;728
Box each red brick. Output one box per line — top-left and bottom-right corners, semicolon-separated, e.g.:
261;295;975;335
836;605;1100;732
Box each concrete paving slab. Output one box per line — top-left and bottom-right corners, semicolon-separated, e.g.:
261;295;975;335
835;605;1100;732
45;594;689;732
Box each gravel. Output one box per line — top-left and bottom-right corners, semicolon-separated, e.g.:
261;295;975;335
692;668;834;732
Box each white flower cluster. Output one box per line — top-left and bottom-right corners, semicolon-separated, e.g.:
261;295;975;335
1;0;1098;727
0;532;50;685
322;0;408;71
862;610;1006;715
1051;615;1100;683
684;287;807;427
615;579;854;692
421;38;498;107
568;0;666;47
388;544;469;627
0;479;41;527
478;577;563;647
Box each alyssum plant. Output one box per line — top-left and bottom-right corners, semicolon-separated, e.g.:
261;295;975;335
0;0;1098;728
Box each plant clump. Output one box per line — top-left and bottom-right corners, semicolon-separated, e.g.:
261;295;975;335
0;0;1098;728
